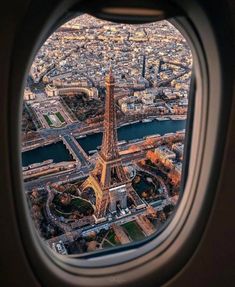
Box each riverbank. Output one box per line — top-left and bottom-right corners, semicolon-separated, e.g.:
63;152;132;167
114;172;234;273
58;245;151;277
77;119;186;154
22;119;186;166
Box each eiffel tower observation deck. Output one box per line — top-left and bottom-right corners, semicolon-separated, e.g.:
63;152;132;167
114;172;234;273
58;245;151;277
81;68;145;220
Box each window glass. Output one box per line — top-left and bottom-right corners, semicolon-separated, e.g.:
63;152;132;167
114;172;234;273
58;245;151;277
22;14;192;256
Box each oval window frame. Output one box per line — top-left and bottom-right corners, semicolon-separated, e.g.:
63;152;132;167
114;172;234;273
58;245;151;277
8;0;229;286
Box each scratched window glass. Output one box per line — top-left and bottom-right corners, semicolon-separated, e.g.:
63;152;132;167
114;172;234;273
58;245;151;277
22;14;192;255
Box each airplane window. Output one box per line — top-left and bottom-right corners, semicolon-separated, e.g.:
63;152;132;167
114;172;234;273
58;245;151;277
21;14;192;257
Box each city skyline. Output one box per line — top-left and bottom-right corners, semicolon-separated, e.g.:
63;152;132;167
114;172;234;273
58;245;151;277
22;14;192;255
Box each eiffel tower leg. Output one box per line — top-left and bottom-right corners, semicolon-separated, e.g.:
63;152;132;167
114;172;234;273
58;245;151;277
95;196;109;218
80;177;90;192
94;187;110;218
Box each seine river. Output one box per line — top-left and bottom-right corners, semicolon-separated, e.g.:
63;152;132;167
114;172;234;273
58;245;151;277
22;120;186;167
22;141;73;167
78;119;186;153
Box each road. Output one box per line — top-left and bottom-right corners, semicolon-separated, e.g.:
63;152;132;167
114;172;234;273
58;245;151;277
24;165;91;191
39;121;82;138
62;134;90;166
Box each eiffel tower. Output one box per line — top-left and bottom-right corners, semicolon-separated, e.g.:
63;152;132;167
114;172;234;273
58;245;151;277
81;68;144;219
